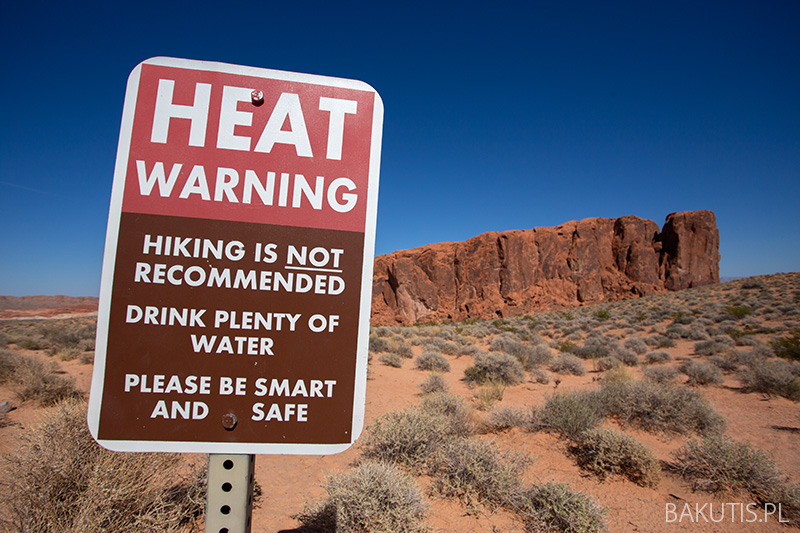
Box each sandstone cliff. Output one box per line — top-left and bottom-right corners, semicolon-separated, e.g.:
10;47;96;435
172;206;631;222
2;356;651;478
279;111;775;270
371;210;719;325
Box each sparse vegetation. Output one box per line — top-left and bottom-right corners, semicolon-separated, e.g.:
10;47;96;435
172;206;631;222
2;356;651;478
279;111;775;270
771;328;800;361
428;438;527;508
294;460;428;532
1;399;205;532
531;391;603;440
669;436;799;523
570;428;661;487
414;351;450;372
464;351;525;385
418;373;448;395
515;482;607;533
597;377;724;435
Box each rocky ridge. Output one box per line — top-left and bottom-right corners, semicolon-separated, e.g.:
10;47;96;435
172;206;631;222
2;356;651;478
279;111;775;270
371;210;719;325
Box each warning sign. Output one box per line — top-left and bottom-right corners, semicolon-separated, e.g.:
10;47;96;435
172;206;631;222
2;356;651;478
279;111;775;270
88;57;383;454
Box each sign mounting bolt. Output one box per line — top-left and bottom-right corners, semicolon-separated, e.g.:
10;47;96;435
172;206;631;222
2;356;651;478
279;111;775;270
251;90;264;106
221;413;238;430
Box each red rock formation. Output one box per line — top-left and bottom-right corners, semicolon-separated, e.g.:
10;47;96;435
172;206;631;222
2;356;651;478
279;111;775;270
371;210;719;325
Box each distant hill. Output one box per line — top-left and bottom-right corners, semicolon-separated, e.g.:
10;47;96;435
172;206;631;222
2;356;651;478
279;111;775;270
372;210;720;325
0;295;98;319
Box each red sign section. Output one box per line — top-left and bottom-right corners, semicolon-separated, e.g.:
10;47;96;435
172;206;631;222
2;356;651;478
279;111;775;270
89;57;382;454
123;63;376;232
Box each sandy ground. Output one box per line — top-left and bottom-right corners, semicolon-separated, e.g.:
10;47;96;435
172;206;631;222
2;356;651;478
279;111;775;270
1;308;798;532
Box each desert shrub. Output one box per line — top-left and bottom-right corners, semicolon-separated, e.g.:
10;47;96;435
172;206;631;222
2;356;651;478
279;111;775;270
644;351;671;364
550;354;586;376
572;344;609;360
2;399;205;532
708;354;739;372
0;349;24;383
419;374;448;395
739;360;800;401
529;367;551;385
361;408;453;468
527;344;555;368
532;391;603;440
387;339;413;359
482;406;530;433
473;381;505;411
515;482;607;533
9;355;82;406
429;438;527;508
378;352;403;368
595;356;621;372
593;308;611;321
414;351;450;372
369;336;389;353
687;326;711;341
295;460;427;532
373;326;393;337
771;329;800;361
421;393;474;436
556;341;577;353
646;334;675;348
609;346;639;367
569;428;660;487
597;378;724;435
643;366;678;384
624;337;648;355
680;360;723;386
694;338;733;356
724;305;752;319
464;351;525;386
15;338;45;351
669;436;800;521
490;332;527;356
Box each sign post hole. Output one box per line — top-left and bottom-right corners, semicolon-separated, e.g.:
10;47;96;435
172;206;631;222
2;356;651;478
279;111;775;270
87;57;383;529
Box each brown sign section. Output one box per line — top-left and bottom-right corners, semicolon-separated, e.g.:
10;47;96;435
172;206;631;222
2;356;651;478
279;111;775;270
97;212;364;444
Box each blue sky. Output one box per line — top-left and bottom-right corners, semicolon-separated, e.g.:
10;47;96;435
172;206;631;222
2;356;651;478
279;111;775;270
1;1;798;296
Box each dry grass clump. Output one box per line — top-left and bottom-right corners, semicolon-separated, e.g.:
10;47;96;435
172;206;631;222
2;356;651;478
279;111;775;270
644;350;671;364
549;353;586;376
472;381;506;411
464;351;525;385
597;375;724;435
771;328;800;361
569;428;661;487
529;367;551;384
515;482;607;533
418;373;448;395
414;351;450;372
0;349;82;406
668;436;799;523
679;359;723;386
481;406;530;433
362;394;473;469
531;391;603;440
0;399;205;532
428;438;528;508
623;336;648;355
378;352;403;368
294;460;428;532
361;409;453;469
642;365;678;384
738;359;800;401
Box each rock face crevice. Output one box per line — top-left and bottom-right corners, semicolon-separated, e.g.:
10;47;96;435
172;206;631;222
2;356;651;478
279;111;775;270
371;210;719;325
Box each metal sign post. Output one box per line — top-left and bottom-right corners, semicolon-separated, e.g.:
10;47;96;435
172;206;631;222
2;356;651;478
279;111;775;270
206;454;256;533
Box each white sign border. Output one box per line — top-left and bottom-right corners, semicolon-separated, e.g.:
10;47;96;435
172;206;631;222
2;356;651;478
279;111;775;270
87;57;383;455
